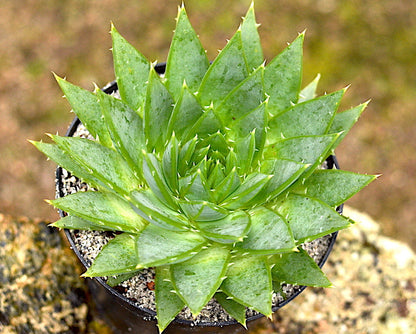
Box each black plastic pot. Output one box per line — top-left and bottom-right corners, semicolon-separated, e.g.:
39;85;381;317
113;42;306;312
56;63;341;333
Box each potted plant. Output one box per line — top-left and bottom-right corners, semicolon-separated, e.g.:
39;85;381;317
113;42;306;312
31;3;376;333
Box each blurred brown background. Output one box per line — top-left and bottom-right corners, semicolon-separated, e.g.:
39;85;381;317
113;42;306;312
1;0;415;250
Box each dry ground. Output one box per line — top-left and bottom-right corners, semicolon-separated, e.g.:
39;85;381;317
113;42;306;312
1;0;415;249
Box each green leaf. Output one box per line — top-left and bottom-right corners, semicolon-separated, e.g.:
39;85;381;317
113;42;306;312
178;136;198;177
251;159;309;205
275;194;353;243
238;206;295;254
142;152;177;209
292;169;377;207
298;73;320;103
144;68;174;152
135;223;206;268
165;6;210;99
234;131;256;175
129;189;188;231
241;2;263;71
181;169;211;202
206;161;226;189
30;141;103;189
212;168;241;203
97;90;145;179
272;280;286;298
214;292;247;327
53;75;112;147
50;191;147;234
264;134;339;180
83;233;138;277
264;33;304;114
328;102;368;149
111;24;150;111
215;66;264;125
228;101;267;155
222;173;271;210
195;210;250;242
167;86;204;141
197;131;228;158
162;133;179;192
179;200;228;222
270;247;332;287
107;271;139;287
267;89;345;141
171;245;230;315
51;135;139;194
51;215;116;231
182;107;224;142
221;253;272;316
224;149;238;176
193;145;213;167
155;266;185;332
198;30;248;106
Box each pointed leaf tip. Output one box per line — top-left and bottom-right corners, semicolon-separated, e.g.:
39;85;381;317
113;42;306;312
52;71;62;82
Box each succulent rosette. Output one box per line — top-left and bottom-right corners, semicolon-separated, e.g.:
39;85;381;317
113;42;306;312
32;3;376;332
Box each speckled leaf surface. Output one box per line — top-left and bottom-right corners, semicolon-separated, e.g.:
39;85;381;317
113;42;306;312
51;135;139;194
264;33;303;114
292;169;377;207
238;206;295;254
252;158;309;204
221;254;272;316
275;194;353;243
241;3;263;71
50;191;147;234
167;86;204;140
165;6;209;99
111;24;150;111
229;102;267;153
142;152;177;209
155;266;185;332
267;89;345;141
182;108;224;142
51;215;116;231
135;223;206;268
129;189;188;230
196;210;250;242
54;75;112;147
222;173;271;209
215;66;264;124
179;200;228;222
266;134;339;182
171;245;230;315
198;31;248;106
144;69;174;152
30;141;104;189
270;247;331;287
97;90;145;178
84;233;138;277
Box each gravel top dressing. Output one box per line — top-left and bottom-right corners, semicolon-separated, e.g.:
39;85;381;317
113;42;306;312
58;120;332;325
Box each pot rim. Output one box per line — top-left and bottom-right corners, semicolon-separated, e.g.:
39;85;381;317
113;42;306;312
55;63;341;327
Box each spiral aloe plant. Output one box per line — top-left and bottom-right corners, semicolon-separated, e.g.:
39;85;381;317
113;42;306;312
31;3;376;332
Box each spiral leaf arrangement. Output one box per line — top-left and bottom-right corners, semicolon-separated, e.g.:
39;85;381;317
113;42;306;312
32;3;376;332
